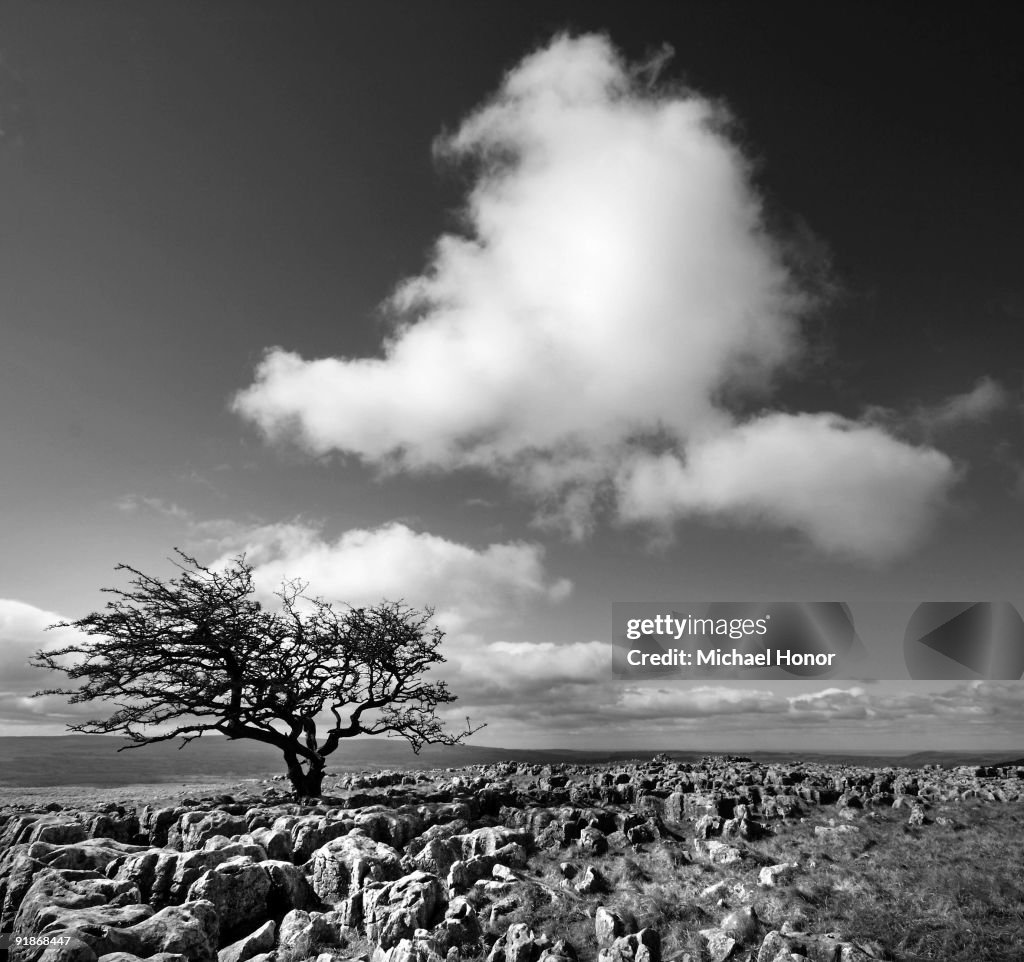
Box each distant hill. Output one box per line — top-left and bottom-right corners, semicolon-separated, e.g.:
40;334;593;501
0;736;1020;788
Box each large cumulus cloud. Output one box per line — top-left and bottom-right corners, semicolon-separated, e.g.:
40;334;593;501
233;33;955;560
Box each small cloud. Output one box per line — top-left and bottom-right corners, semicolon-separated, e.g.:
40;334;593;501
114;495;192;521
788;686;869;719
914;376;1011;430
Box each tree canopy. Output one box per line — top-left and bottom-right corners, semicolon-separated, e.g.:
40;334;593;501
32;552;481;796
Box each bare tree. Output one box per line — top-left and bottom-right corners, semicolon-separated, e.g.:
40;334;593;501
32;552;482;796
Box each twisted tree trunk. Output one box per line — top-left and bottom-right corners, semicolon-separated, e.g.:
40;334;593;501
285;752;326;797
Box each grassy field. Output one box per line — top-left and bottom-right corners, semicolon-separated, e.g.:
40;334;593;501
456;801;1024;962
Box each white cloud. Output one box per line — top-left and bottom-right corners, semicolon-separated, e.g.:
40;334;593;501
788;686;870;719
615;684;786;718
447;638;608;696
234;32;956;559
0;599;72;685
867;376;1014;436
916;376;1011;429
210;520;571;631
616;413;957;561
114;495;191;520
0;599;93;733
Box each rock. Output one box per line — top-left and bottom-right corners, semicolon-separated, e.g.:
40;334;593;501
84;811;140;845
19;900;220;962
217;919;277;962
595;907;626;948
696;930;737;962
719;906;758;943
577;827;608;855
311;833;403;903
412;838;458;878
291;816;353;864
695;840;743;865
12;869;149;947
353;809;425;849
276;909;337;962
492;864;517;882
694;814;722;839
25;840;147;874
97;900;220;962
756;931;793;962
36;936;98;962
907;806;928;827
249;826;293;862
364;871;447;949
488;894;522;927
0;852;48;931
136;843;266;906
98;955;189;962
24;817;88;847
697;929;736;962
625;820;661;845
434;897;481;953
112;851;162;904
451;828;532;860
171;812;249;852
758;863;800;887
373;934;442;962
446;856;499;893
138;807;188;847
186;856;272;934
701;879;730;899
540;939;577;962
262;858;316;914
597;928;660;962
506;922;543;962
574;866;607;894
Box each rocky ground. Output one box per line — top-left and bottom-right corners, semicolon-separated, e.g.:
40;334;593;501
1;757;1023;962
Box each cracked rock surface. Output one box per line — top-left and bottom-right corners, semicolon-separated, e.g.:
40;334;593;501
1;756;1022;962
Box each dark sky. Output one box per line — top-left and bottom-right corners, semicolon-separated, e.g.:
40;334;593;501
1;2;1022;748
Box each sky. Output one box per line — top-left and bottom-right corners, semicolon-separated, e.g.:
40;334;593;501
1;2;1023;753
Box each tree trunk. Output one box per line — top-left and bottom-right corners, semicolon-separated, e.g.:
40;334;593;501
285;756;325;798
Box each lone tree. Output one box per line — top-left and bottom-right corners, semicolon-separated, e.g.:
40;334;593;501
32;552;482;797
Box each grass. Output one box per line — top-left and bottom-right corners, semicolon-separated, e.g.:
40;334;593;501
742;801;1024;961
457;801;1024;962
